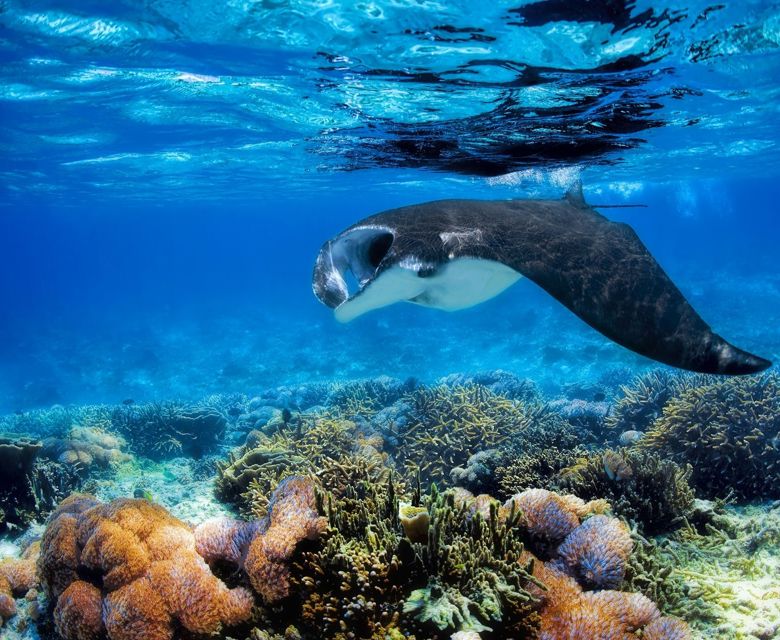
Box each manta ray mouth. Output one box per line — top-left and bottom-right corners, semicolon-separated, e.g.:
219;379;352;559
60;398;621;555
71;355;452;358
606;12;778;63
312;226;395;309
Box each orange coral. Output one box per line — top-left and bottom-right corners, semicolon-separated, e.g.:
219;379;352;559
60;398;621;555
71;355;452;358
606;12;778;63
536;563;666;640
40;495;254;640
643;615;693;640
54;581;104;640
506;489;582;551
194;517;261;565
244;476;327;603
0;539;41;624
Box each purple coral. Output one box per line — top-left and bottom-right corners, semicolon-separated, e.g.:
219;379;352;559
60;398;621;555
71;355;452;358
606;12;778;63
506;489;582;546
556;514;633;589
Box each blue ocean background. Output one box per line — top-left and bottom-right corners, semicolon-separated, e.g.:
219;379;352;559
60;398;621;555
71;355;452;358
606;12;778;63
0;0;779;413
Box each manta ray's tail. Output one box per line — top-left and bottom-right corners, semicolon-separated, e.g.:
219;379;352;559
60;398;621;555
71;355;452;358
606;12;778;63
702;335;771;375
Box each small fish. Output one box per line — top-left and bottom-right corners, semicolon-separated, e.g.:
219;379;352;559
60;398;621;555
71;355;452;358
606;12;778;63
619;430;644;446
122;398;135;406
593;392;606;402
603;451;633;481
133;487;154;502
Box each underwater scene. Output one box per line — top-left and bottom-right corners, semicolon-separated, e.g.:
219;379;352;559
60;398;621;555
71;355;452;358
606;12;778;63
1;1;780;639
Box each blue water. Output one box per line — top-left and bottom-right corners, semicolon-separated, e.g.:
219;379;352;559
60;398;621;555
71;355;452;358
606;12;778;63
1;0;779;413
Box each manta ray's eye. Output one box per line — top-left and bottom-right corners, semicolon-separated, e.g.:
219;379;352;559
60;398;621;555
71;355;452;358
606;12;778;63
367;231;393;268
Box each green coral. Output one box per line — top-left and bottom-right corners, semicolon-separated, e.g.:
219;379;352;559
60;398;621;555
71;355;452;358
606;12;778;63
605;369;714;434
216;413;388;518
283;475;541;639
638;372;780;499
494;446;583;500
403;580;490;633
396;385;573;492
554;449;695;534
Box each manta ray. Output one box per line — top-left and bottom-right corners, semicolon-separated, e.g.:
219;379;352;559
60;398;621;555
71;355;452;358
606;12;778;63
312;184;771;375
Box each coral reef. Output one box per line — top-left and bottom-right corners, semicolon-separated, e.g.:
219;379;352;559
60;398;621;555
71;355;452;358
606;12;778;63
638;372;780;499
216;412;387;518
41;426;130;471
0;541;40;626
0;435;80;532
493;447;582;500
393;385;578;492
437;371;541;404
38;493;254;640
605;369;713;435
111;401;228;460
555;514;633;589
243;476;327;602
555;449;695;534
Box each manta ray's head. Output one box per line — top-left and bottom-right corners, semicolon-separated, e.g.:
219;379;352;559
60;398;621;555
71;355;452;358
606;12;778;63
313;226;409;322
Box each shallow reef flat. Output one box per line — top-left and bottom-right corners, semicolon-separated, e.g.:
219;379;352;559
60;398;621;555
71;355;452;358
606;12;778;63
0;368;778;639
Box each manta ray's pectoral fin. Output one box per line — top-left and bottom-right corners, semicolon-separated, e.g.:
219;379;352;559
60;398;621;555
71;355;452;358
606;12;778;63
501;202;771;375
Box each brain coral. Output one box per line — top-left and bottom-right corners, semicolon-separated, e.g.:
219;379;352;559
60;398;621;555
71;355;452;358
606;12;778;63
39;494;254;640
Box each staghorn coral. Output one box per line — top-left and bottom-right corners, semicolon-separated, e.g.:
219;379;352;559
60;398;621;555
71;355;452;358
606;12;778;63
437;371;541;404
638;372;780;499
494;446;582;500
39;493;254;640
111;401;228;460
555;449;695;534
620;534;702;622
216;413;387;519
555;514;633;590
394;384;575;492
326;376;418;418
605;369;713;434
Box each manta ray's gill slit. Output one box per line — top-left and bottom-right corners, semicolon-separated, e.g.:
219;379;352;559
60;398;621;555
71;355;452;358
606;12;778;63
367;232;394;269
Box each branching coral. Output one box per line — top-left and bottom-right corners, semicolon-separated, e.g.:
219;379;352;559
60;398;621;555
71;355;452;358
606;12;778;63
494;446;582;500
554;449;695;534
605;369;713;434
111;401;228;460
638;372;780;499
216;413;387;519
0;435;80;532
39;494;254;640
395;385;571;492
